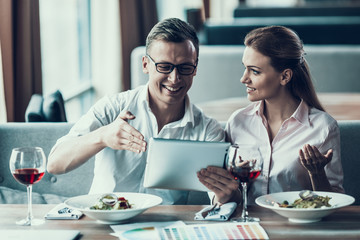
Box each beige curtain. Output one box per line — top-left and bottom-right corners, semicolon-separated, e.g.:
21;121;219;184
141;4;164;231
0;40;7;123
118;0;158;91
0;0;42;122
0;0;157;121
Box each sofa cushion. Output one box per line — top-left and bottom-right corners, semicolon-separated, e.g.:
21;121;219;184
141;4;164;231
25;94;45;122
42;90;67;122
0;186;67;204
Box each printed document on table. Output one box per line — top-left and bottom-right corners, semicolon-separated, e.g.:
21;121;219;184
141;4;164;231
111;221;269;240
160;222;269;240
111;221;186;240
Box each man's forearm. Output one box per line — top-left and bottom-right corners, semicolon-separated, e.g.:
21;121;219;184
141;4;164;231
47;128;105;174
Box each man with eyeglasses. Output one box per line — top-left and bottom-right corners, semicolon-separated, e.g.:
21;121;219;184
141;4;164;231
47;18;225;204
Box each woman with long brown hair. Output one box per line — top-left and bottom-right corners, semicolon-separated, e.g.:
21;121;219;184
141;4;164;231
198;26;344;206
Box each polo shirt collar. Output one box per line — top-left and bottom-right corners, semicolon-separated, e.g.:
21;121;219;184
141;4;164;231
142;84;194;128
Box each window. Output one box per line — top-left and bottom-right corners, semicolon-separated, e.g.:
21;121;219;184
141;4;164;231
39;0;121;122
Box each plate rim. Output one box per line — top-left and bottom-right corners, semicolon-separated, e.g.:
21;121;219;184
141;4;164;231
64;192;163;213
255;191;355;212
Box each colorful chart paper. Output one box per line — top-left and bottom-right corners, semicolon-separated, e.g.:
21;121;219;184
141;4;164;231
121;227;160;240
160;222;269;240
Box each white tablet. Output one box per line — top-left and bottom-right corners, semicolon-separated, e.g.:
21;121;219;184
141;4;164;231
143;138;230;192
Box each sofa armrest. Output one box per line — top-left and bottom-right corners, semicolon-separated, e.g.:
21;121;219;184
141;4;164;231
0;123;94;203
338;120;360;205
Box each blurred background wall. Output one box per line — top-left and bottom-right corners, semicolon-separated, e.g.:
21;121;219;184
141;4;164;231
1;0;359;122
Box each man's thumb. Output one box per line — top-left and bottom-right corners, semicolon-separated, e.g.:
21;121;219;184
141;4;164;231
118;111;135;121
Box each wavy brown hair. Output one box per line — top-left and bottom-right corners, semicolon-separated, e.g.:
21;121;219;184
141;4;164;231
244;26;324;111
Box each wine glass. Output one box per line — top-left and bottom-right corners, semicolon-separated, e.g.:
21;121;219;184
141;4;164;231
226;144;262;222
9;147;46;226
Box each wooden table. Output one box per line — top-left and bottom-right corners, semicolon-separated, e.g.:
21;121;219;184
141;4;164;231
1;204;360;239
197;93;360;122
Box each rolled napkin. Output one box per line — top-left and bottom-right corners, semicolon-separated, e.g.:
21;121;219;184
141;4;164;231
194;202;237;221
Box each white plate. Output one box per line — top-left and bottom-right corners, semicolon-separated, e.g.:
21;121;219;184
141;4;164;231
64;192;162;224
255;191;355;223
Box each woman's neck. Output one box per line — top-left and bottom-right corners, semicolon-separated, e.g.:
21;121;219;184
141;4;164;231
264;97;300;123
263;89;301;123
263;93;301;142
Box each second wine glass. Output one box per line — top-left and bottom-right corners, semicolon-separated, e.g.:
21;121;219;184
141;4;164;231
9;147;46;226
226;144;262;222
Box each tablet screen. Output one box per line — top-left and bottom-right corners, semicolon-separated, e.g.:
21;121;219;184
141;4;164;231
143;138;230;192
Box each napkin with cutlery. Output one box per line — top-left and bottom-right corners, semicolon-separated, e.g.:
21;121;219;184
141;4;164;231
45;203;83;220
194;202;237;221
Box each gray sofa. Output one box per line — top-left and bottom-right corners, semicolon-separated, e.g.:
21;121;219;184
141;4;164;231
0;123;208;205
1;121;359;205
203;16;360;45
233;6;360;18
131;45;360;104
0;123;92;204
230;6;360;45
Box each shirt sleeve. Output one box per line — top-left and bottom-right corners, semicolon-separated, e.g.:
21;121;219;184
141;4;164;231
204;118;226;142
319;121;344;193
52;94;122;147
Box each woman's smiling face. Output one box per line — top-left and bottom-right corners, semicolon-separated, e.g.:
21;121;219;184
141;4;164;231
240;47;284;102
143;39;197;107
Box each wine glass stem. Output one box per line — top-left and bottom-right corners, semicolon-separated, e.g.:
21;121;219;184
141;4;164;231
241;182;248;219
26;185;33;223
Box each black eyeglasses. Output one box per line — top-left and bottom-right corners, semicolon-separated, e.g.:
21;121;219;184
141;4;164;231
146;54;197;75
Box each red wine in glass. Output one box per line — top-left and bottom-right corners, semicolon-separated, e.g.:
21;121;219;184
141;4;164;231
226;144;262;222
13;168;45;185
231;167;261;182
9;147;46;226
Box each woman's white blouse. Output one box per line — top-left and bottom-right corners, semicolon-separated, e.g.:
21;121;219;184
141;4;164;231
225;100;344;204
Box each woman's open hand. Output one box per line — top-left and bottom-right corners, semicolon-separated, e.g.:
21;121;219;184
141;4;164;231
299;144;332;176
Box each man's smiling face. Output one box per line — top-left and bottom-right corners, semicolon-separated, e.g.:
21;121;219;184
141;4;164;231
143;39;197;107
